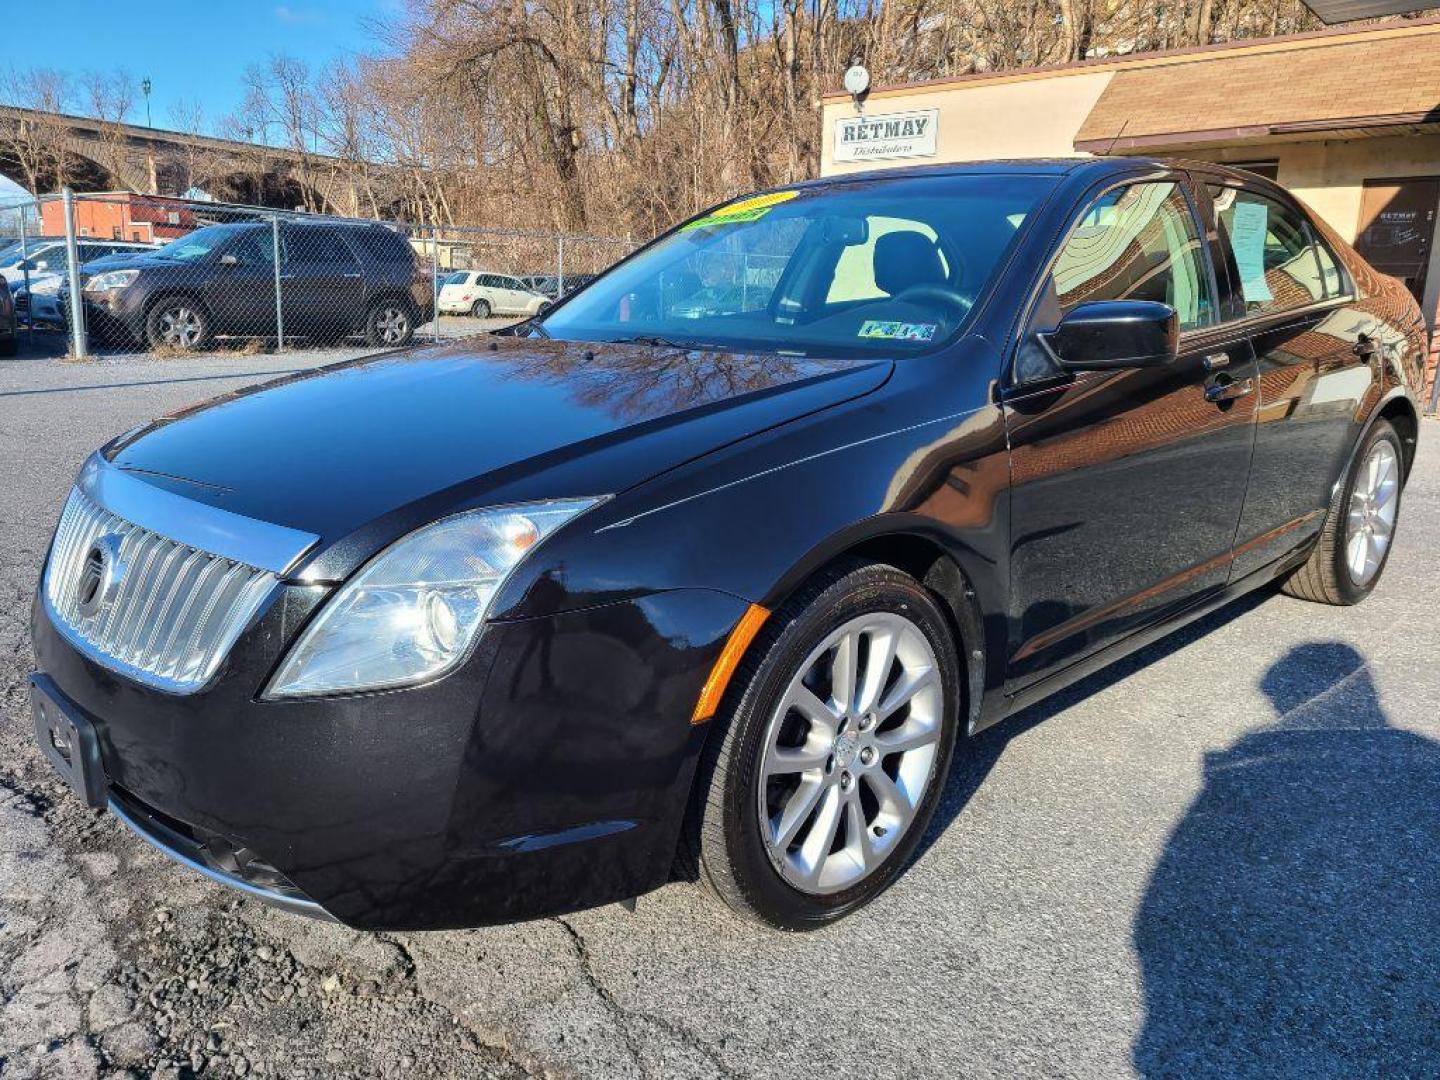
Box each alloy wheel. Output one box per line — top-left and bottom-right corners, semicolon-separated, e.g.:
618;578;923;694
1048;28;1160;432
757;612;944;895
158;306;203;347
375;306;410;344
1345;439;1399;586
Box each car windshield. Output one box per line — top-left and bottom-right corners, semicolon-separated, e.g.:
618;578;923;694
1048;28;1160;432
539;174;1052;357
154;224;244;262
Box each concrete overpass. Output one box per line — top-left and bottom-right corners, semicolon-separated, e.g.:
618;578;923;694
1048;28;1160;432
0;105;399;213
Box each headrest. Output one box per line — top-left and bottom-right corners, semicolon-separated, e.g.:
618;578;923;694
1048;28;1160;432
873;231;946;296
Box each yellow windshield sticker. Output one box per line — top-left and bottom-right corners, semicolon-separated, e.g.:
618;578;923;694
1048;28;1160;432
682;190;799;231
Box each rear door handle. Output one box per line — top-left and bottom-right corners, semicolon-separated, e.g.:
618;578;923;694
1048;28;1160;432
1203;352;1231;371
1205;376;1255;403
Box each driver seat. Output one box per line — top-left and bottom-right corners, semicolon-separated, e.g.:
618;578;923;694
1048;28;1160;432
873;231;947;296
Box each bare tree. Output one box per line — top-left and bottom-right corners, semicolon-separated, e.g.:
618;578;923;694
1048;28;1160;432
81;69;146;190
0;66;78;193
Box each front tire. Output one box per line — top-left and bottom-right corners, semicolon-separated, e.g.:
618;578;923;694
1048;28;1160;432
690;561;960;930
144;297;211;351
1282;418;1404;605
470;298;491;319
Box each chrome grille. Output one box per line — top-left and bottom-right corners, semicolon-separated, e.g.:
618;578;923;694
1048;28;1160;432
44;487;279;693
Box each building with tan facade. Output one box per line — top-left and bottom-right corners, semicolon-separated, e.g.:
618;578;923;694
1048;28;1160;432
820;17;1440;407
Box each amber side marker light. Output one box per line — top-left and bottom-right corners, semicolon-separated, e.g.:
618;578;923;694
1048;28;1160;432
691;603;771;724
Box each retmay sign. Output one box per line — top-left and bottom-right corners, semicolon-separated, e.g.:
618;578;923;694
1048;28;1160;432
833;109;940;163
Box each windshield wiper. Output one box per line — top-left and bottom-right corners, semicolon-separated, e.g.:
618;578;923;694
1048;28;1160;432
609;334;728;351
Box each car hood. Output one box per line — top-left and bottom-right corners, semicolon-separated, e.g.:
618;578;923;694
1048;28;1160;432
80;252;146;275
107;335;892;554
80;251;181;275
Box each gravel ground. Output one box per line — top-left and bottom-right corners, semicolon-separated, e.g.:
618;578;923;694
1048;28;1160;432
2;347;1437;1079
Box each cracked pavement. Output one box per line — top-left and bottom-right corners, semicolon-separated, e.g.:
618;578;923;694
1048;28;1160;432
2;347;1438;1078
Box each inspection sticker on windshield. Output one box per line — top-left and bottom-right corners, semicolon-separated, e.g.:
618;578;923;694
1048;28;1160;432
858;320;937;341
682;190;799;231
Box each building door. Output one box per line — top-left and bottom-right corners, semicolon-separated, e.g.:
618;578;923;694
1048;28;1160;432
1355;177;1439;307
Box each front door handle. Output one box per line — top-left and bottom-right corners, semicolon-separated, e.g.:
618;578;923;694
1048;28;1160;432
1203;352;1231;371
1205;376;1255;403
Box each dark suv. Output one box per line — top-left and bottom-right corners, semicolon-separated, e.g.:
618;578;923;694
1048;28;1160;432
71;219;433;350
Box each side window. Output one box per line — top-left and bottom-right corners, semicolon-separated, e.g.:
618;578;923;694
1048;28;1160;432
292;230;357;266
1050;182;1214;331
477;274;500;289
501;276;524;291
353;229;409;262
229;231;275;266
1207;186;1334;315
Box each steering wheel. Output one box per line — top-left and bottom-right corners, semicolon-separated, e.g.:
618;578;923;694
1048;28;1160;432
892;282;974;318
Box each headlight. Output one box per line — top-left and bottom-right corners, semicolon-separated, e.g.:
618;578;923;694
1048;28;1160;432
84;269;139;292
264;499;599;698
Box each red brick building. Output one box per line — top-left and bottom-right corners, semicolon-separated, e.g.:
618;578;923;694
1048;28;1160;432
39;193;200;245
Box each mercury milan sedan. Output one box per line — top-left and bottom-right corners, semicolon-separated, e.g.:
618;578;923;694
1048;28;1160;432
31;159;1423;930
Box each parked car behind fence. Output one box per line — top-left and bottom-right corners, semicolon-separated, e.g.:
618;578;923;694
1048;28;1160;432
64;219;435;350
14;240;158;327
8;190;636;357
438;270;549;318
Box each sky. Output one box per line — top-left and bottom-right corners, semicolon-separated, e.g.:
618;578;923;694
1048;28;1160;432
3;0;401;134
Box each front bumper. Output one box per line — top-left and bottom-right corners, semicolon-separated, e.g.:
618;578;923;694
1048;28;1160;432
32;582;745;929
60;289;146;344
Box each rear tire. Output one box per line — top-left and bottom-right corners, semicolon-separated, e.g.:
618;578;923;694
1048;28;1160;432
364;299;415;347
688;560;960;930
470;299;491;319
1282;418;1403;605
144;297;211;351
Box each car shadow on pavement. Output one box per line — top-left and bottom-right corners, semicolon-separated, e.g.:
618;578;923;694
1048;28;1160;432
1132;641;1440;1077
916;587;1275;864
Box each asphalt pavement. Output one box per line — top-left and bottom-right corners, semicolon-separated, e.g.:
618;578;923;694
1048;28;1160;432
2;345;1437;1078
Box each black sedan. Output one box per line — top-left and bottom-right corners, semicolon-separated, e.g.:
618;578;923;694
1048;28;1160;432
30;159;1424;931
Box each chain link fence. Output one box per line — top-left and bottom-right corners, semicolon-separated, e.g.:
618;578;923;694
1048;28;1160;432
0;188;636;359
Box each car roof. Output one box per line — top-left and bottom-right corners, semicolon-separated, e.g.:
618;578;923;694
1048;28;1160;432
784;155;1287;194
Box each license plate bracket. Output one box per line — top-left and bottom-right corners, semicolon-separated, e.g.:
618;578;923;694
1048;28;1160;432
30;674;108;809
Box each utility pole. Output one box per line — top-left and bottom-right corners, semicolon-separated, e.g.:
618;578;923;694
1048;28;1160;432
141;78;152;127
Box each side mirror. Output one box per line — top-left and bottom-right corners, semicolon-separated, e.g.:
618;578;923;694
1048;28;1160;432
218;253;239;267
1040;300;1178;371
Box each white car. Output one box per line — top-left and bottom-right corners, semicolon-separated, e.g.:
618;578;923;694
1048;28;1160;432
438;270;549;318
5;240;156;324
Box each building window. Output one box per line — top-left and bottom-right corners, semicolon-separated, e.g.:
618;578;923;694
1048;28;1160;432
1229;161;1280;182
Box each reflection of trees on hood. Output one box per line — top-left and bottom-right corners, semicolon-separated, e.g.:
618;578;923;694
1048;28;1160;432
496;341;819;423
